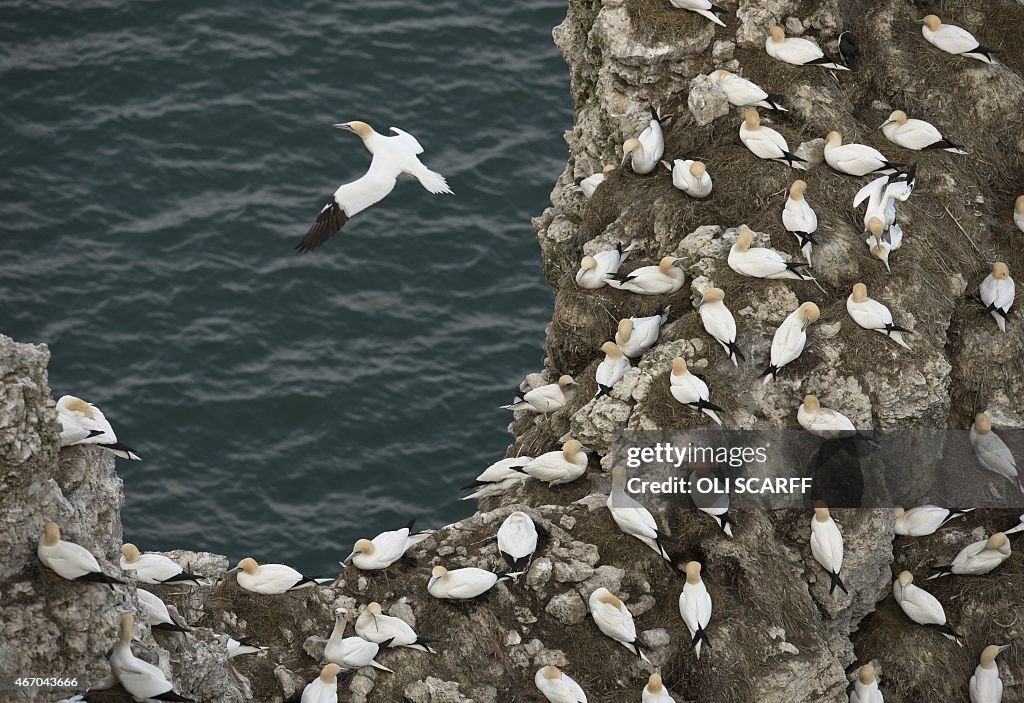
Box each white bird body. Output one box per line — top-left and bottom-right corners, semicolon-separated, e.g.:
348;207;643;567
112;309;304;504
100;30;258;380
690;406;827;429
824;133;897;177
427;566;501;600
970;416;1021;492
979;265;1015;333
669;0;726;26
346;522;423;571
881;112;966;153
854;176;897;231
847;284;912;350
642;675;677;703
236;561;319;594
298;121;451;252
678;563;713;659
137;589;186;632
970;646;1009;703
521;441;588;486
301;676;338;703
669;358;722;425
624;112;665;175
893;572;961;644
596;342;631;395
666;159;713;198
729;226;812;280
608;467;670;560
894;505;973;536
461;475;526;501
928;534;1011;578
922;16;994;64
1004;514;1024;536
616;310;668;358
497;511;538;575
469;457;533;486
502;376;577;413
708;70;786;111
535;666;587;703
226;636;267;658
849;666;884;703
355;604;433;653
325;609;392;672
37;523;119;584
109;614;188;702
588;588;648;660
607;257;685;295
699;289;741;366
688;467;733;537
765;28;848;70
576;244;633;289
56;395;140;460
783;181;817;265
810;507;847;595
739;111;806;169
763;303;819;382
578;170;608;200
120;545;200;586
798;396;857;438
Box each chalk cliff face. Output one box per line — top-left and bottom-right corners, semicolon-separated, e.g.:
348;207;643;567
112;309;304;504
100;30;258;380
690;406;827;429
2;1;1024;701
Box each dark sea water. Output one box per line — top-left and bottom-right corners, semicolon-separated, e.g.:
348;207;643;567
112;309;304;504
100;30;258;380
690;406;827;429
0;0;570;574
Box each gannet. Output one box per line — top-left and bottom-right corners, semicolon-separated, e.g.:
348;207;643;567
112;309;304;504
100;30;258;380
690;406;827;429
344;519;429;570
110;613;193;702
607;257;686;295
689;464;733;537
535;666;587;703
880;111;967;154
729;226;813;281
893;505;973;536
325;607;393;672
979;262;1015;333
664;159;713;198
824;132;899;176
56;395;140;460
642;673;676;703
427;565;505;600
1015;196;1024;234
596;341;631;396
855;166;915;231
970;645;1010;703
739;109;807;169
678;561;713;659
838;31;859;69
623;108;668;175
669;357;723;425
576;242;634;289
233;557;330;593
928;533;1011;578
520;439;589;486
460;456;532;501
761;302;820;383
893;571;963;645
699;288;743;365
708;69;787;111
607;466;671;561
765;26;848;70
1004;513;1024;535
497;511;538;576
579;165;615;200
810;504;847;595
849;664;882;703
970;413;1022;493
588;588;648;661
37;522;124;585
301;664;341;703
669;0;727;26
782;180;818;265
297;121;452;252
225;635;267;658
921;15;995;64
865;217;902;272
616;309;669;358
120;544;203;586
501;375;577;413
137;589;189;633
847;283;912;350
798;395;857;438
355;602;434;653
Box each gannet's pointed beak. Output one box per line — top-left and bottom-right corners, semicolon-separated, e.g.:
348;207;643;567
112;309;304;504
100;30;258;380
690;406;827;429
997;644;1011;654
913;18;926;24
879;119;893;129
333;123;353;131
226;566;240;574
372;614;380;632
427;576;438;590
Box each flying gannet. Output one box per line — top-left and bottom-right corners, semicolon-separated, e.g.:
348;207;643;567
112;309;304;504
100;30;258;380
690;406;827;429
797;395;857;439
607;466;671;561
762;302;820;383
810;503;848;595
110;613;193;702
535;666;587;703
301;664;341;703
344;519;430;571
678;561;713;659
782;180;818;265
520;439;589;486
893;571;963;645
708;69;787;111
921;15;995;64
616;308;668;358
739;109;806;169
699;287;743;366
893;505;973;536
849;664;882;703
297;121;452;252
669;357;723;425
847;283;912;350
928;533;1011;579
355;602;435;653
765;26;848;70
137;589;189;633
669;0;727;26
642;673;676;703
501;375;577;414
56;395;140;460
325;607;393;672
578;165;615;199
120;544;203;586
970;413;1022;493
880;111;967;154
588;587;648;660
728;226;814;281
664;159;713;198
232;557;331;594
623;108;669;175
576;242;635;289
596;341;631;396
979;262;1014;333
37;522;124;585
427;565;506;600
607;257;686;295
824;132;900;177
497;511;538;577
970;645;1010;703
